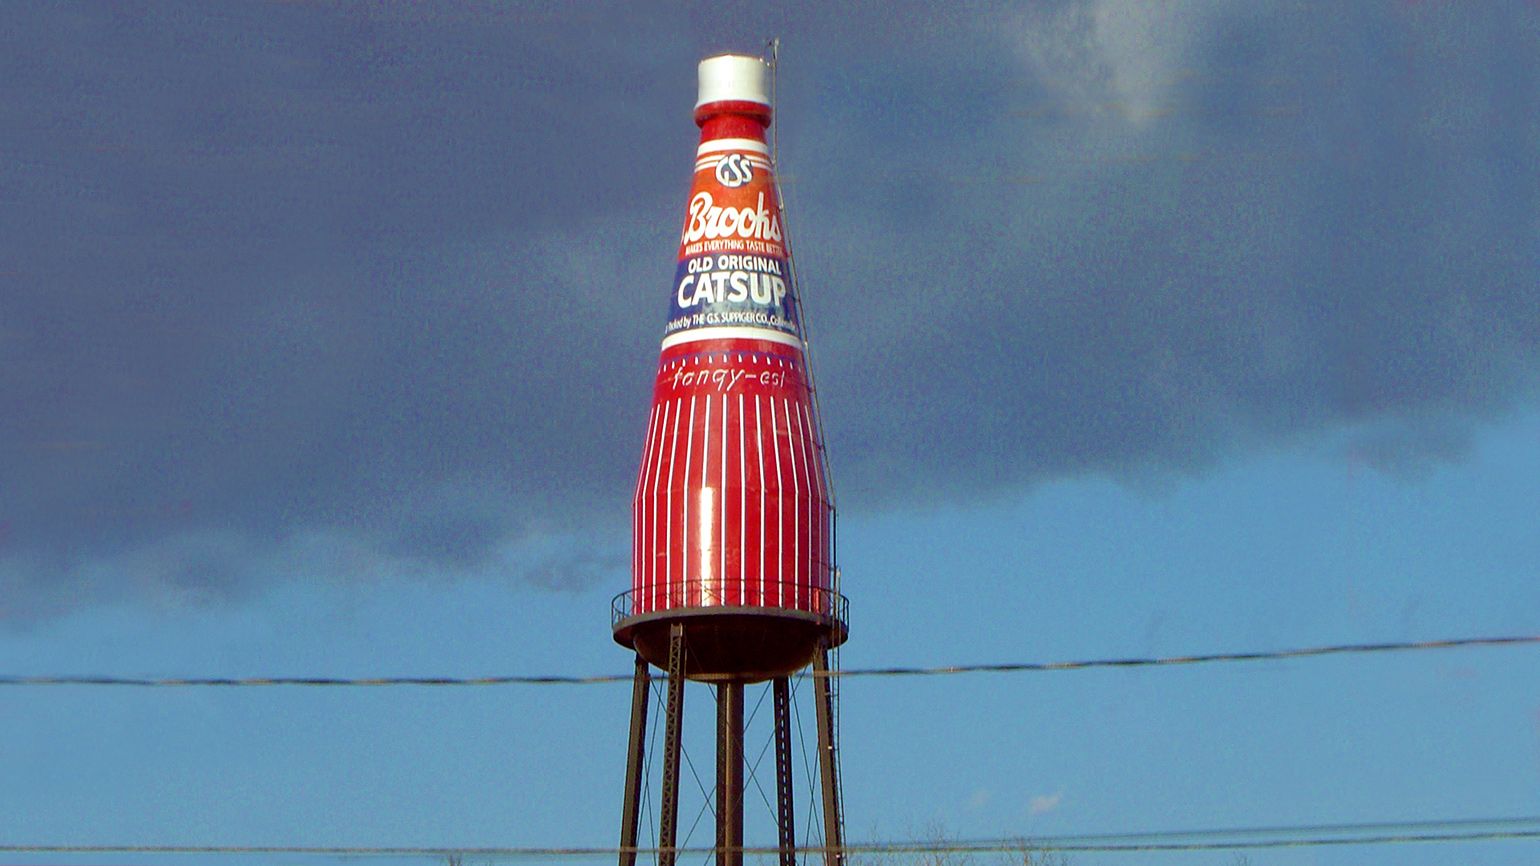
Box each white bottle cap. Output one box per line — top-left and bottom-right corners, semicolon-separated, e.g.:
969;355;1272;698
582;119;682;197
696;54;772;110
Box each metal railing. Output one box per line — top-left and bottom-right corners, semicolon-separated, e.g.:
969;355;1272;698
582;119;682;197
612;580;848;630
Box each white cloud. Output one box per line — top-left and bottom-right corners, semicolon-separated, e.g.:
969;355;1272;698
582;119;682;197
1010;0;1231;124
1029;791;1064;815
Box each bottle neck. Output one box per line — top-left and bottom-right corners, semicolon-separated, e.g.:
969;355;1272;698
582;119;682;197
695;101;772;144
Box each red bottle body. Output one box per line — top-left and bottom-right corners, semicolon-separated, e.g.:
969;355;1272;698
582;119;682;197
630;95;832;619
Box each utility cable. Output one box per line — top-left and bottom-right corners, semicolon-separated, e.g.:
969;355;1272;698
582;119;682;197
6;815;1540;858
5;634;1535;687
834;634;1540;678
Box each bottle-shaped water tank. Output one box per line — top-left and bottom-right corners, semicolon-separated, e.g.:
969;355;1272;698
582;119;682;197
612;54;845;682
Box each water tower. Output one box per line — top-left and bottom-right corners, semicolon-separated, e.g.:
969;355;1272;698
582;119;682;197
611;51;848;866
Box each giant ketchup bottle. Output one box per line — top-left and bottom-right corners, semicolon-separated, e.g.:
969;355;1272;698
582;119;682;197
619;54;836;681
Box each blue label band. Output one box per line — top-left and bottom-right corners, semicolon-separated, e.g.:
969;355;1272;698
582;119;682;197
667;253;800;340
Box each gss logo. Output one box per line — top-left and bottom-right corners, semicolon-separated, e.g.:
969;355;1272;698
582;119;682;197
714;153;754;188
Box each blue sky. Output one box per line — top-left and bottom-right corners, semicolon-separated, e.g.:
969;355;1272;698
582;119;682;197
3;3;1539;865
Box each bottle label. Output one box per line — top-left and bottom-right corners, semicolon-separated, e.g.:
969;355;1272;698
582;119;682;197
664;141;800;346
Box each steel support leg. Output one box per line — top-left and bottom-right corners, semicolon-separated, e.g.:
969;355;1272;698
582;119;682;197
772;676;796;866
812;647;844;866
716;681;744;866
618;654;651;866
658;624;686;866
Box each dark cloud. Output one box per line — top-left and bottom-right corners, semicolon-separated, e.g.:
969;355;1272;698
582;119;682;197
2;3;1537;619
800;1;1540;499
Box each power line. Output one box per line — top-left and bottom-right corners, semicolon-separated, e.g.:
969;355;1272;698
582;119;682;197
5;816;1539;858
0;673;633;687
1;634;1534;688
833;634;1540;679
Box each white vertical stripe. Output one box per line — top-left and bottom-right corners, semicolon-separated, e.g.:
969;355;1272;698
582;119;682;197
634;404;661;599
795;399;812;600
699;395;711;495
738;392;747;603
663;399;682;610
699;395;713;600
634;403;661;503
754;394;765;606
770;397;784;608
782;396;800;610
682;395;697;608
800;397;811;609
629;408;644;594
649;400;674;613
719;394;728;605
